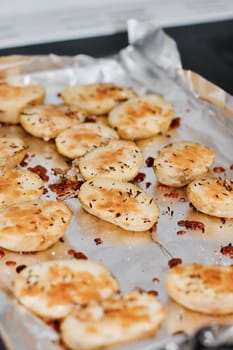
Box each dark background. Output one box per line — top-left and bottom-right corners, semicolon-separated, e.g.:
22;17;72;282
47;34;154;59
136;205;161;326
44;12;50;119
0;19;232;94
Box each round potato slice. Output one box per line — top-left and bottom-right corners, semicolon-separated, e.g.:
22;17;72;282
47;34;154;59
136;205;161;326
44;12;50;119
187;177;233;218
61;290;165;350
79;140;143;181
0;200;72;252
78;178;159;231
0;83;45;124
20;104;88;141
0;137;27;168
61;83;136;115
153;141;216;187
0;168;44;209
14;259;120;319
165;263;233;315
55;122;119;159
108;95;174;140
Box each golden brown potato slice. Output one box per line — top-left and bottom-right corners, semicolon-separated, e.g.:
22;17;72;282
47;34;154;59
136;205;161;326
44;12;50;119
108;95;174;140
61;290;165;350
79;140;143;181
20;104;88;141
0;137;27;168
0;83;45;124
61;83;136;115
14;259;120;319
0;167;44;209
187;177;233;218
166;263;233;315
55;122;119;159
78;178;160;231
0;200;72;252
153;141;216;187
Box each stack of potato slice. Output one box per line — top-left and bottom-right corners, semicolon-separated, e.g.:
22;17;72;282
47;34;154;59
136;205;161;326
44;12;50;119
14;259;165;350
1;81;232;350
57;83;174;231
0;135;72;253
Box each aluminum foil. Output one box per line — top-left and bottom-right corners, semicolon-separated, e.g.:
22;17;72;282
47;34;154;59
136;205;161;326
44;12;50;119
0;19;233;350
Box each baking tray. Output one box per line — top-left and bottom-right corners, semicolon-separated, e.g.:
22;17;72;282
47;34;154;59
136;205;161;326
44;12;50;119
0;19;233;350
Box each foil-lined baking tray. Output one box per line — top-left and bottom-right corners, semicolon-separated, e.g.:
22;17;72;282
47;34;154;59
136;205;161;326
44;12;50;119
0;19;233;350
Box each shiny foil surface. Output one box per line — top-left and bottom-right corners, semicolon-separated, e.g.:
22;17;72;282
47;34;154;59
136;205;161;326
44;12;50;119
0;20;233;350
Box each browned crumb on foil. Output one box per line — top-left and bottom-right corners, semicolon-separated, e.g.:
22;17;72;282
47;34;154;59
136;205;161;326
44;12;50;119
178;220;205;233
220;243;233;259
49;179;83;199
168;258;182;268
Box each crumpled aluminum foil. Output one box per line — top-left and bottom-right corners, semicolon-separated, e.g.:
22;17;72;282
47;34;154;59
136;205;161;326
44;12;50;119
0;19;233;350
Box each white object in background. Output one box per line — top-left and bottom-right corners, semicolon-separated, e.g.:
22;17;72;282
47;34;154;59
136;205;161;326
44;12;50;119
0;0;233;49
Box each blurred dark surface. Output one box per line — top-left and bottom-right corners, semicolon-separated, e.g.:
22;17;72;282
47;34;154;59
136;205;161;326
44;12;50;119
0;337;7;350
166;20;233;95
0;19;232;93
